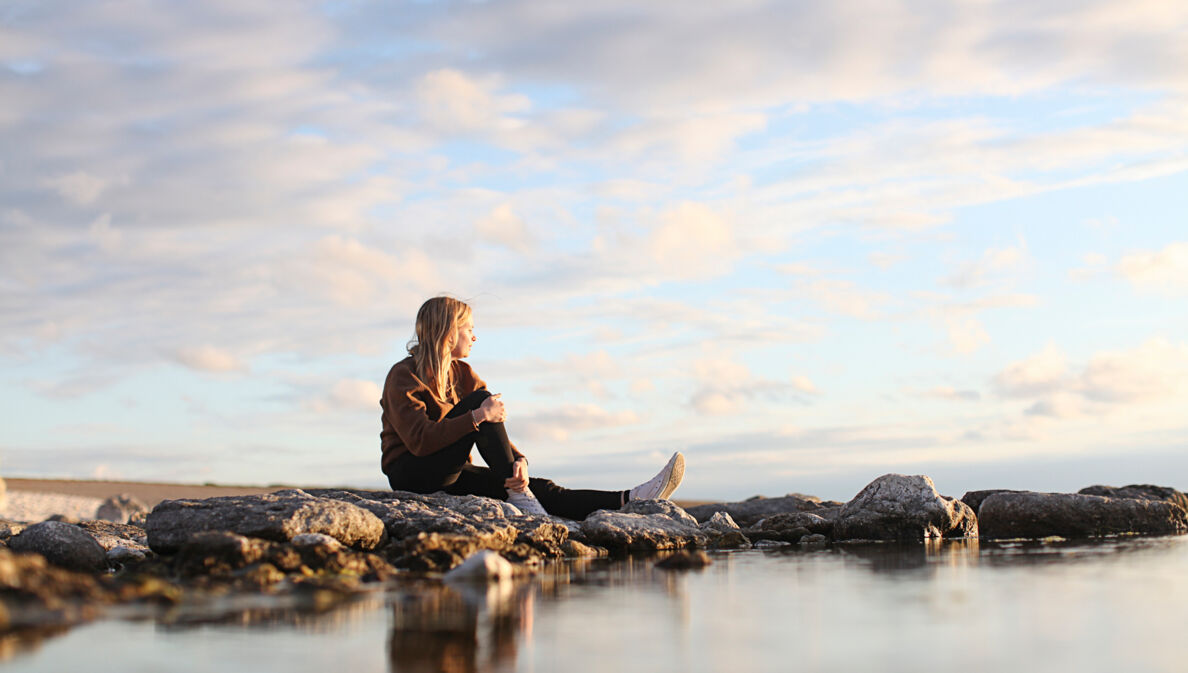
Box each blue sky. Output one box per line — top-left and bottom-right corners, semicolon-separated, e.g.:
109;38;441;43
2;0;1186;501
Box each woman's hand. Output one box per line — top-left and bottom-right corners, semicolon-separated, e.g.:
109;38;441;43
477;393;505;424
504;458;530;492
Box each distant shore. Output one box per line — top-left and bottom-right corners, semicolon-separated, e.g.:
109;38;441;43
4;477;710;509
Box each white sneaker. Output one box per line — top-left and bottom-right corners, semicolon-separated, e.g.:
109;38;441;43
506;488;549;516
629;452;685;501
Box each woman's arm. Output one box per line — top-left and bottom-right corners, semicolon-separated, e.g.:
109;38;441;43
385;365;476;457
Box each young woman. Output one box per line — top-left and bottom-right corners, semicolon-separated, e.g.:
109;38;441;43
380;296;684;519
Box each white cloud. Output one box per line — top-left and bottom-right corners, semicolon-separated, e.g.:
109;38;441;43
173;345;246;373
942;242;1029;289
994;343;1067;397
1080;337;1188;403
649;202;738;276
327;379;383;412
44;171;110;205
945;317;991;355
515;404;640;442
417;69;531;134
476;203;534;253
920;386;981;402
1116;242;1188;295
791;376;819;395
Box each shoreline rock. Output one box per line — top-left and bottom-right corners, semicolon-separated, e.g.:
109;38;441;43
3;475;1187;636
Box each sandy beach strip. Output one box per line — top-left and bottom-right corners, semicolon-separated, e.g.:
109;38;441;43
2;477;296;523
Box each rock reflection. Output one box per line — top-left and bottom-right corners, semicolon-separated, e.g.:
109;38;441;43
388;580;533;673
838;538;981;575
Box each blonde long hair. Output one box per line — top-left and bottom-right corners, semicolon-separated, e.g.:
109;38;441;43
407;296;472;402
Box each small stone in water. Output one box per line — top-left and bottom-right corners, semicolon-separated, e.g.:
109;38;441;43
655;550;712;570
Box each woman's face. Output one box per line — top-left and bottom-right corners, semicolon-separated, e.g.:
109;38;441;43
449;317;475;358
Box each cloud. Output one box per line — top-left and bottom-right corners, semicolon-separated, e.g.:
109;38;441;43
476;203;534;253
993;338;1188;427
945;317;991;355
1116;242;1188;295
920;386;982;402
515;404;640;442
325;379;383;412
994;343;1067;397
942;242;1029;289
1080;337;1188;403
173;345;246;373
416;68;531;134
648;202;738;276
44;171;111;205
688;355;816;415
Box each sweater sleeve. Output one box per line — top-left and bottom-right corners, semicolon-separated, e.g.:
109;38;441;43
385;365;476;457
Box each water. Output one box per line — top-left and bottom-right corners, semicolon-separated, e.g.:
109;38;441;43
5;536;1188;673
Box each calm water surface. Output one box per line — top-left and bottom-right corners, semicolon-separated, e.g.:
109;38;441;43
5;536;1188;673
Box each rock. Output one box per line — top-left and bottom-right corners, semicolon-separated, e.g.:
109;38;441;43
686;493;843;526
580;510;708;551
699;512;751;549
798;533;828;546
0;548;114;629
291;533;343;550
621;499;700;526
75;520;149;553
655;550;712;569
745;511;837;543
444;550;516;583
106;546;147;565
978;491;1188;539
309;489;520;544
0;472;6;512
96;494;148;524
560;539;607;558
833;474;978;542
753;539;793;549
0;520;25;542
961;489;1025;514
8;521;108;572
1078;485;1188;512
145;489;386;554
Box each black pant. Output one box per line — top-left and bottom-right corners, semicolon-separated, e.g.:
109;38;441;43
387;390;624;520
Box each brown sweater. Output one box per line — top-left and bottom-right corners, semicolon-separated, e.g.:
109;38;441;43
379;356;520;474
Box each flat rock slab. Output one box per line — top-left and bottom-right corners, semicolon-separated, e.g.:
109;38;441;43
833;474;978;542
145;489;385;554
580;511;708;550
686;494;841;526
978;492;1188;539
1077;485;1188;512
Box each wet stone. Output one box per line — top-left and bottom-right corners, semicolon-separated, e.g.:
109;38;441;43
8;521;107;572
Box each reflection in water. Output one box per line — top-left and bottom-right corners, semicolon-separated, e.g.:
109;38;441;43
388;580;533;673
5;538;1188;673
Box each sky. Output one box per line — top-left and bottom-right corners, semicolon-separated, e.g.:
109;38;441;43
2;0;1186;503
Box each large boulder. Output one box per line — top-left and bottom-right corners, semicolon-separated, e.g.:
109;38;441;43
978;491;1188;539
8;520;107;572
833;474;978;542
145;489;386;554
686;494;842;526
